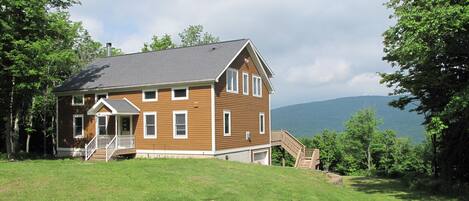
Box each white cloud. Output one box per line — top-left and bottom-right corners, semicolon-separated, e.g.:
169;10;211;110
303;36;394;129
69;0;394;107
70;15;103;40
286;59;351;86
346;73;390;95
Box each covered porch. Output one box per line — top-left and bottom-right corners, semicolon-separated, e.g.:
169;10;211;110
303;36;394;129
85;98;140;161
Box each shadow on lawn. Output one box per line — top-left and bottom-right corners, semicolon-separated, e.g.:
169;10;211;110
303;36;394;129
346;177;461;201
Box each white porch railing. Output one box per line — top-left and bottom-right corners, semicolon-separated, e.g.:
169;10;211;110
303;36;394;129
105;135;118;162
97;135;114;148
118;135;135;149
84;135;97;161
85;135;135;161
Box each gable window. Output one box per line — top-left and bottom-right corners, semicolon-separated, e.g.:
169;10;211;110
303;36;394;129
172;87;189;100
73;114;84;138
72;95;84;106
242;72;249;95
223;110;231;136
259;112;265;134
95;93;108;102
144;112;157;139
173;110;188;139
252;75;262;97
142;90;158;102
226;68;238;93
96;116;107;135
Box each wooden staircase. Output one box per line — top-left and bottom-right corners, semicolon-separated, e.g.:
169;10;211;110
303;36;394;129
89;148;107;161
271;130;320;170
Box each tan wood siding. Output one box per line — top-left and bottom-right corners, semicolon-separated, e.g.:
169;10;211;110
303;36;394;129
109;86;212;150
215;49;270;150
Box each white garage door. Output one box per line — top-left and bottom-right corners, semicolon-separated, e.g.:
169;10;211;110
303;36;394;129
253;151;268;165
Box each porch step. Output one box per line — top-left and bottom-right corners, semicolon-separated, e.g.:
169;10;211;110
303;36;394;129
89;149;107;161
298;158;312;169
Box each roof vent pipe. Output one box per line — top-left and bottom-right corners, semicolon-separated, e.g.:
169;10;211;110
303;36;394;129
106;42;112;57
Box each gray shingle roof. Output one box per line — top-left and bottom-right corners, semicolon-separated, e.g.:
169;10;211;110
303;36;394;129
104;99;139;114
54;39;250;92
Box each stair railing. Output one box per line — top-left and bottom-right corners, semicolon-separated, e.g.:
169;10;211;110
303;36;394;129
84;135;98;161
105;135;118;162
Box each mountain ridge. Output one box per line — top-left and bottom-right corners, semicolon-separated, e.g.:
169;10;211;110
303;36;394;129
271;96;425;142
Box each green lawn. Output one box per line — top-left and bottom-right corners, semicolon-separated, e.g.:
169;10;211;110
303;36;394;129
0;159;459;201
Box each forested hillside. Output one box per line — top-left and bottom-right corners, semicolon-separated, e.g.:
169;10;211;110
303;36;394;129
272;96;425;141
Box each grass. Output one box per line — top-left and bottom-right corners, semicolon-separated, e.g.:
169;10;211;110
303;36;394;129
0;158;461;201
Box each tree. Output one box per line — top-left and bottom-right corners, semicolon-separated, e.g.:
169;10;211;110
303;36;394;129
310;129;341;171
142;34;175;52
380;0;469;181
178;25;219;47
343;108;381;172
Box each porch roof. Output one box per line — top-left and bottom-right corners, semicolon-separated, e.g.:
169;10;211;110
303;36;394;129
87;98;140;115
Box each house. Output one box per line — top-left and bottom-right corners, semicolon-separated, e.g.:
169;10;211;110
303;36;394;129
53;39;274;164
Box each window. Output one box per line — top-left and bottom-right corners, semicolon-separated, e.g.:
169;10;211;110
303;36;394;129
172;87;188;100
173;110;188;139
252;75;262;97
223;110;231;136
226;68;238;93
73;114;84;138
259;112;265;134
144;112;157;139
96;116;107;135
142;90;158;102
242;72;249;95
95;93;108;102
72;95;84;106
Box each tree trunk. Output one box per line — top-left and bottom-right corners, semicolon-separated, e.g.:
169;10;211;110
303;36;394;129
26;134;31;153
43;115;47;156
51;115;56;156
432;133;438;178
6;78;15;159
367;145;372;171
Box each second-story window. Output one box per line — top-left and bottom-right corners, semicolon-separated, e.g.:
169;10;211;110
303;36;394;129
172;87;188;100
242;72;249;95
95;93;108;102
142;89;158;102
252;75;262;97
72;95;84;106
226;68;238;93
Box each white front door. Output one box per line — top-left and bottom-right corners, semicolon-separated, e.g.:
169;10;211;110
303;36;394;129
120;116;132;135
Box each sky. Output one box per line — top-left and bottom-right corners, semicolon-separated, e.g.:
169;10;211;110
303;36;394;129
69;0;395;108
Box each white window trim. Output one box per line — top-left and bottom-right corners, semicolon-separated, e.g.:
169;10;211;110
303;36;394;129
72;95;84;106
142;89;158;102
242;72;249;95
252;75;262;98
226;68;239;94
95;93;108;102
171;87;189;100
259;112;265;134
143;112;157;139
173;110;188;139
95;114;108;135
223;110;231;136
73;114;84;138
